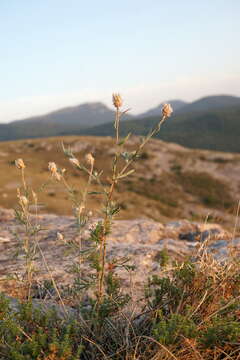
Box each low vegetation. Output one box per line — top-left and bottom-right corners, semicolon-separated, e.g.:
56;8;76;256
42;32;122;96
0;95;240;359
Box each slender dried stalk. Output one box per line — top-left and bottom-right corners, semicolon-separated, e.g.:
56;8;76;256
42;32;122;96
97;108;168;305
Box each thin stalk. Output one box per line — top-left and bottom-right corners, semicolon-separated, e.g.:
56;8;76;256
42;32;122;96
97;113;166;305
21;167;27;193
77;161;94;296
98;108;121;303
119;115;166;178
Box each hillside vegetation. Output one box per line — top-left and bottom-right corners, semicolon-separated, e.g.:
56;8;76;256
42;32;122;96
1;97;240;359
84;106;240;152
0;135;239;229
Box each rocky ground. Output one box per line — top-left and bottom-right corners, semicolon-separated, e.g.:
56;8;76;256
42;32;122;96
0;207;239;301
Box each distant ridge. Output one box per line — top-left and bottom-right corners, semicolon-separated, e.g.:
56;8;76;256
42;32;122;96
1;94;240;153
11;102;129;127
177;95;240;114
0;102;132;141
82;95;240;153
138;100;187;118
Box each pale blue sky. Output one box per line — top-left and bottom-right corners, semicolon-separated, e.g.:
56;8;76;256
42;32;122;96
0;0;239;122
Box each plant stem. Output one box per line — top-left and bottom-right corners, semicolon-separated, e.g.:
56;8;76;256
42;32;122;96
98;108;121;304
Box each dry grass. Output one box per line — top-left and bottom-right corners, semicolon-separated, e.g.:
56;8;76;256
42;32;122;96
0;136;239;229
0;96;240;359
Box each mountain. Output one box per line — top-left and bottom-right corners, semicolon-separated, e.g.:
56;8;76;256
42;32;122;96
82;105;240;153
11;102;122;127
177;95;240;114
138;100;187;118
137;95;240;118
0;102;132;141
1;95;240;153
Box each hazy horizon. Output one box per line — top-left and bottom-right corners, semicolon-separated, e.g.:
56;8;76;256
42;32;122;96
1;92;240;124
1;0;239;123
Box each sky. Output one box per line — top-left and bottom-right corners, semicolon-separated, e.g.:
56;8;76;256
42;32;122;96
0;0;239;123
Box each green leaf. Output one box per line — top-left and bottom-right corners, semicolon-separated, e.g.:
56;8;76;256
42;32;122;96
117;169;135;179
117;132;131;146
87;191;104;195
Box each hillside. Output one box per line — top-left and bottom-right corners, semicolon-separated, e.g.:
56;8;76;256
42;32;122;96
0;136;240;230
1;95;240;154
177;94;240;114
138;95;240;118
84;105;240;153
138;99;187;118
0;102;133;141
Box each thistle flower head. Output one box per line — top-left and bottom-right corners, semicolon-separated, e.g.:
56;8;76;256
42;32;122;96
76;204;85;216
15;158;25;170
112;93;123;109
48;162;57;173
48;162;61;181
19;195;29;207
162;103;173;118
57;232;64;242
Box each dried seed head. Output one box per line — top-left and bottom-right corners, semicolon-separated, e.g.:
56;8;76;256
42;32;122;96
112;93;123;109
48;162;57;174
19;195;28;207
69;157;80;167
48;162;61;181
76;204;85;216
162;103;173;118
57;232;64;242
15;158;25;170
85;153;94;166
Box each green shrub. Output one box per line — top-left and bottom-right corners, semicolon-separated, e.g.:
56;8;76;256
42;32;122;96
153;313;197;345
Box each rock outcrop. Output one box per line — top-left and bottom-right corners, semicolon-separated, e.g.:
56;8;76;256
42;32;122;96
0;207;239;300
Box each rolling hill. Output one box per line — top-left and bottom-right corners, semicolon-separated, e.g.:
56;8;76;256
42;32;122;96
0;135;239;229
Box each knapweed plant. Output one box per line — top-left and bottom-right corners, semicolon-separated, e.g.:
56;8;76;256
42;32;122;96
2;94;239;359
55;96;172;309
13;95;172;311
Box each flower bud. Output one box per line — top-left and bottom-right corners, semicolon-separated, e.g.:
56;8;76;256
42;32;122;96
15;158;25;169
57;232;64;242
19;195;28;207
48;162;61;181
76;204;85;216
162;103;173;118
48;162;57;174
112;93;123;109
69;157;80;167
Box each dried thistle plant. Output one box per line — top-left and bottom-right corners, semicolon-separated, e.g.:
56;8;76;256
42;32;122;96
13;93;172;317
14;162;41;299
55;94;173;312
